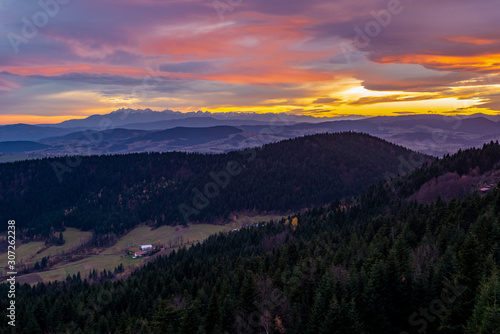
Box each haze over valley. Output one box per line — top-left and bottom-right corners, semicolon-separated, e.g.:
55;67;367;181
1;109;500;161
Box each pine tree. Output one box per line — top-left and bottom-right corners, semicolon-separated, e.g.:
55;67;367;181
240;271;257;315
24;317;43;334
465;266;500;334
205;288;219;334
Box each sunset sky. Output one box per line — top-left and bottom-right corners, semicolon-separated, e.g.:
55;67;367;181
1;0;499;124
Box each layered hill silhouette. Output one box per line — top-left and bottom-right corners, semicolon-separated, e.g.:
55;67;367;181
0;141;50;154
1;110;500;158
0;132;428;237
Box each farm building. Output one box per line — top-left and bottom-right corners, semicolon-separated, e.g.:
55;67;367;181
134;251;146;258
481;187;490;194
141;245;153;251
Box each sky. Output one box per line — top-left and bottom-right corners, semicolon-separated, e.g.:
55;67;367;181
0;0;499;124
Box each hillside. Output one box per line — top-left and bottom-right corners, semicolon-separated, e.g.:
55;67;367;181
34;126;271;156
40;128;149;143
0;132;427;237
134;126;242;144
2;113;500;160
0;141;50;154
119;117;272;130
2;141;499;334
242;115;500;156
393;141;500;202
0;124;74;141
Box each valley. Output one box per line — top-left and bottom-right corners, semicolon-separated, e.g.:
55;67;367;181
1;214;286;285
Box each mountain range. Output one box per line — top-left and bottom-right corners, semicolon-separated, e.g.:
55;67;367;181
1;110;500;160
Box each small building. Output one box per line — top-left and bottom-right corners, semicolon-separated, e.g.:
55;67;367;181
480;187;490;194
141;245;153;251
134;251;146;258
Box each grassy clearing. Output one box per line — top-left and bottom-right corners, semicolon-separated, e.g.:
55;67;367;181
32;228;92;261
0;241;45;271
101;224;229;255
8;224;225;283
3;214;288;283
0;241;45;278
232;213;286;226
37;255;129;282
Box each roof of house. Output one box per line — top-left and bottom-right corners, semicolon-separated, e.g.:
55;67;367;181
135;251;146;256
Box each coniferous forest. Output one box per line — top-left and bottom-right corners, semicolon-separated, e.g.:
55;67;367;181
1;137;499;333
0;132;427;238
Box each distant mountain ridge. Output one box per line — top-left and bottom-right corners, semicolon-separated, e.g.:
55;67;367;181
40;108;360;128
120;116;273;130
36;126;254;156
0;141;50;154
0;124;76;141
1;110;500;159
134;125;242;144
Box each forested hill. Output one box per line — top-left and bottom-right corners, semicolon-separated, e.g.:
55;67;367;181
2;144;499;334
352;140;500;218
391;141;500;202
0;132;426;237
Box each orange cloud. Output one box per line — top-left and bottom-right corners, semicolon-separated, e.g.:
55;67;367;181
445;36;500;45
2;13;334;86
348;94;438;106
0;114;87;125
140;13;334;84
4;65;153;77
377;54;500;73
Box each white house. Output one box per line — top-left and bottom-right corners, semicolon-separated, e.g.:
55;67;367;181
134;251;146;258
141;245;153;251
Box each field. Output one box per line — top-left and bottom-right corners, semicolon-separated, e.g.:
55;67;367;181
0;241;45;277
34;224;231;283
0;228;92;278
102;224;228;255
2;213;286;284
35;254;136;283
32;228;92;261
